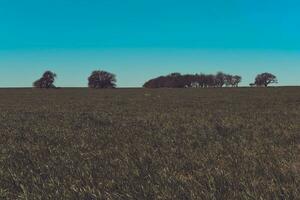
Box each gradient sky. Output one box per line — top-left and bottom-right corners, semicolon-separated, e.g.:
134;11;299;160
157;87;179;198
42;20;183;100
0;0;299;87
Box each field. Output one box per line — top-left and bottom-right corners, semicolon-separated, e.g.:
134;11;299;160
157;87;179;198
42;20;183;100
0;87;299;199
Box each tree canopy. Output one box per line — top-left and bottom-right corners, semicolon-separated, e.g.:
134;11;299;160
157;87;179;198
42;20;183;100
33;71;57;88
254;73;278;87
88;70;117;88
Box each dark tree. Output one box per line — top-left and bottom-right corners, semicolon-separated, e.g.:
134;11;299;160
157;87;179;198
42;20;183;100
215;72;226;87
205;74;216;87
232;75;242;87
224;74;233;87
196;74;206;88
184;74;197;87
88;70;117;88
223;74;242;87
255;73;278;87
33;71;57;88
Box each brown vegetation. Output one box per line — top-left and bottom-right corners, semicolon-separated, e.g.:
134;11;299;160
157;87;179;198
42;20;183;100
0;87;298;199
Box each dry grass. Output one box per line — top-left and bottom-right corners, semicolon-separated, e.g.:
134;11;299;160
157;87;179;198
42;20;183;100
0;87;299;199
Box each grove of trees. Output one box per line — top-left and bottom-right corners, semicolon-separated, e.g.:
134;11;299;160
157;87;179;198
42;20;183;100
32;70;279;88
143;72;242;88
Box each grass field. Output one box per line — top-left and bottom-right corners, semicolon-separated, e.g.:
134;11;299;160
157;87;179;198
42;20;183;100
0;87;299;199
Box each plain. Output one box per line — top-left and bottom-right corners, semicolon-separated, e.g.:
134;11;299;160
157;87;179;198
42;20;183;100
0;87;299;199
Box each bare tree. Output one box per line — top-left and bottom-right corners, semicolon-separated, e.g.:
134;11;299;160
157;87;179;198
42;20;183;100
33;71;57;88
255;73;278;87
88;70;117;88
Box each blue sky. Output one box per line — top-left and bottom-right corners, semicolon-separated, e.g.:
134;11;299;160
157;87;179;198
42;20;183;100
0;0;299;87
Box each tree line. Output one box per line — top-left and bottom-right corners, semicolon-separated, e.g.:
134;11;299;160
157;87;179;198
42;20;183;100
33;70;278;89
143;72;242;88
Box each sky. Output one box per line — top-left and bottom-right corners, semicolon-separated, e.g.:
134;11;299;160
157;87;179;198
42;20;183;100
0;0;299;87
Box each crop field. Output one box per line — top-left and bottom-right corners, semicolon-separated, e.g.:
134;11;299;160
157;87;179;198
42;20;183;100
0;87;299;199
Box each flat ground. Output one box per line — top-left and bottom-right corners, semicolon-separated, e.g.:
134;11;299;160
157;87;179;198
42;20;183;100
0;87;299;199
